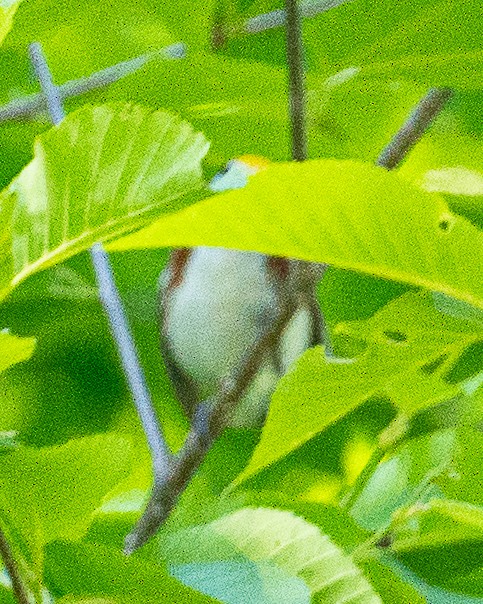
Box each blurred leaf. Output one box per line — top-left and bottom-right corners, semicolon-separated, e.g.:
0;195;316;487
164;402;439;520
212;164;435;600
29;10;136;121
392;499;483;551
170;559;310;604
358;558;426;604
111;160;483;311
107;52;290;163
437;429;483;506
0;0;22;46
0;330;35;373
45;541;219;603
164;507;382;602
234;292;476;484
0;434;132;546
0;103;209;301
350;430;455;532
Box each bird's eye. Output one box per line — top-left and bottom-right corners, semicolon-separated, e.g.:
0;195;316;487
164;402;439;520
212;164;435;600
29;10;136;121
218;160;233;176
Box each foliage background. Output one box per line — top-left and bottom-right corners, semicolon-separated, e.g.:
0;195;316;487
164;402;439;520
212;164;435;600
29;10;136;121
0;0;482;603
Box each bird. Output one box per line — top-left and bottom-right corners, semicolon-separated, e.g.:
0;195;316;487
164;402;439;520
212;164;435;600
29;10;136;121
158;155;327;427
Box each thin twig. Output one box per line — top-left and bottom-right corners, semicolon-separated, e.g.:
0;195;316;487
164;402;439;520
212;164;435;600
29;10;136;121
90;244;171;480
0;43;185;122
28;43;172;482
0;2;351;123
285;0;307;161
376;87;454;170
124;299;297;553
245;0;354;34
0;525;30;604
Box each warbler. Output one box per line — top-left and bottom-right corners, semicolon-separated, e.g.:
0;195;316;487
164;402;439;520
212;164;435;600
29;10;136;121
158;156;326;426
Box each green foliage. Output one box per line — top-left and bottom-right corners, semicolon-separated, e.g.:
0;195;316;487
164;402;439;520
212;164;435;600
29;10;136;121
163;507;381;602
0;0;481;602
0;330;35;373
0;103;208;302
112;160;483;310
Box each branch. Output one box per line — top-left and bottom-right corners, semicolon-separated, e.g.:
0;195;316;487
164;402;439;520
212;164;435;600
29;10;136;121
376;87;454;170
124;298;297;553
285;0;307;161
89;244;172;481
0;43;185;122
29;43;172;482
245;0;354;35
0;524;30;604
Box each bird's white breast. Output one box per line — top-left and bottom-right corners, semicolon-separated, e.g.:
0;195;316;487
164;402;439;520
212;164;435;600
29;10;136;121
165;247;278;396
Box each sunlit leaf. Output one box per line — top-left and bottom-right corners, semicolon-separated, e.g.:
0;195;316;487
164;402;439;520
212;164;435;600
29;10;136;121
111;160;483;310
0;0;22;46
164;507;382;603
235;293;478;483
0;103;209;301
0;330;35;373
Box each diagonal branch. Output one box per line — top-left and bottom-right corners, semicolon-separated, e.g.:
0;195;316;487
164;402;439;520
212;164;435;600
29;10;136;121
376;87;453;170
124;298;297;553
28;42;172;483
0;43;185;123
245;0;354;35
0;524;29;604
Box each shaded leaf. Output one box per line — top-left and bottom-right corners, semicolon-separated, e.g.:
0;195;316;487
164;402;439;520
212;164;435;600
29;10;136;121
44;541;219;604
0;434;132;545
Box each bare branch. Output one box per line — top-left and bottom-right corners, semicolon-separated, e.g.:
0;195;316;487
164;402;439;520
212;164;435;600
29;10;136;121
90;244;172;481
29;43;172;483
0;524;30;604
0;43;185;123
285;0;307;161
124;298;297;553
376;87;453;170
245;0;354;34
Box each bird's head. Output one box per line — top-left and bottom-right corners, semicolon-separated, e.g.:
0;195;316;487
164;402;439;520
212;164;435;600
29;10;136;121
209;155;270;192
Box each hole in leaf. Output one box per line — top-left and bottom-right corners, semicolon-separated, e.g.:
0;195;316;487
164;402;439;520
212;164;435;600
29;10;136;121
383;330;407;343
438;212;455;233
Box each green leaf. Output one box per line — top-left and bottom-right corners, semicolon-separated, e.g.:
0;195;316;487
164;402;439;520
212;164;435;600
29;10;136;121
235;292;475;484
358;558;427;604
392;499;483;552
395;524;483;597
0;330;35;373
0;103;209;301
0;0;22;46
437;429;483;506
350;430;455;532
111;160;483;311
164;507;382;603
44;541;219;604
0;434;132;546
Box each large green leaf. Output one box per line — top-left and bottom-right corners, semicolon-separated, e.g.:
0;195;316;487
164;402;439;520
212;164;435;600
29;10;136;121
233;292;479;484
0;103;209;301
111;160;483;310
163;507;382;603
0;330;35;373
